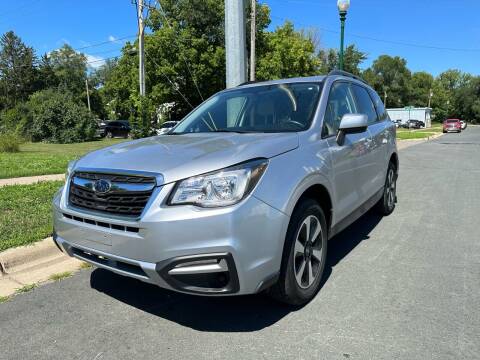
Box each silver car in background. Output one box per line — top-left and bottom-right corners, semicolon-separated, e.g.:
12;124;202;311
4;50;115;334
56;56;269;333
53;70;398;305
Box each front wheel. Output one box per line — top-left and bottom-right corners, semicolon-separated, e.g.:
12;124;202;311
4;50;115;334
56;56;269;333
375;162;397;215
269;199;328;305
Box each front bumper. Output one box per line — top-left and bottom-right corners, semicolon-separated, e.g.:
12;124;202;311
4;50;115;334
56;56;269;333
53;183;288;295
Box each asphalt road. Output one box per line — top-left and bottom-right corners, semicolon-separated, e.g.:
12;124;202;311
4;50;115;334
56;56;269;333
1;128;479;360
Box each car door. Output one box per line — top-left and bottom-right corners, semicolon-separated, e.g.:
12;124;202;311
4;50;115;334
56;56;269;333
368;88;391;192
323;81;373;224
351;84;386;200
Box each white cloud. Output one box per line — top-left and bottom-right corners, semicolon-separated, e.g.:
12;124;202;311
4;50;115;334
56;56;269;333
85;54;105;69
108;35;117;42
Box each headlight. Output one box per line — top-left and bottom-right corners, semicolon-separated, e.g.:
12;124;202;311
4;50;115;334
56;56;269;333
169;159;268;208
65;160;77;180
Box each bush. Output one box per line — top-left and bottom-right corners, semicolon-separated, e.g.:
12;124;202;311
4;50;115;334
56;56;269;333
0;133;23;153
0;103;31;137
27;89;97;143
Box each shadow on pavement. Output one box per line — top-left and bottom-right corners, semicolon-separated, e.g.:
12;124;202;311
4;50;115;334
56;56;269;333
90;210;383;332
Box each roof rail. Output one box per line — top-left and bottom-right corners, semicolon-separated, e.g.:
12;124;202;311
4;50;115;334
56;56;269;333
237;80;257;87
328;70;367;84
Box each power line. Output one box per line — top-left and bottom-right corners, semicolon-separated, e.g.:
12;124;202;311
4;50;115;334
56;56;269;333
145;52;195;109
154;0;205;100
270;15;480;53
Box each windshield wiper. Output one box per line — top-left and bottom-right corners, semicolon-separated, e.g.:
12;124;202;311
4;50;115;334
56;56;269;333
211;129;260;134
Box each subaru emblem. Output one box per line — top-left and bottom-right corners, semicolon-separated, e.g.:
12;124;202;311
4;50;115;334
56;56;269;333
93;179;111;194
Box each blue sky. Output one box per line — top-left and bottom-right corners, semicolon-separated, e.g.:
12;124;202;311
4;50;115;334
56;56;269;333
0;0;479;76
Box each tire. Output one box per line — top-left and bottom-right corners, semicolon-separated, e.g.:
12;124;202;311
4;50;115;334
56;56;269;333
269;199;328;306
106;131;113;139
375;161;397;216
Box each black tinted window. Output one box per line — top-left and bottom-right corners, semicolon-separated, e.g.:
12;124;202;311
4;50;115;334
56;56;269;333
322;82;357;137
352;85;378;125
368;88;389;121
173;82;323;134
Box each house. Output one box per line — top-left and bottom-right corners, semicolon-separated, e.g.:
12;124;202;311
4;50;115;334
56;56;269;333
387;107;432;128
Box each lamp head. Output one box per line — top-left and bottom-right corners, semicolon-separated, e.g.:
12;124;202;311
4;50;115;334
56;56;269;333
337;0;350;12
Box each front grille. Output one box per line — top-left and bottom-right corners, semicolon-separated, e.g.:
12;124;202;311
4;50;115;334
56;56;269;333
69;172;156;217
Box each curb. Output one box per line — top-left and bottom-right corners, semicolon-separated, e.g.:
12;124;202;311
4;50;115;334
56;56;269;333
0;238;84;298
0;174;64;187
0;237;59;274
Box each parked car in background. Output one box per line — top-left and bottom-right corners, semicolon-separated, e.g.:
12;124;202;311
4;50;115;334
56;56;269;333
156;121;179;135
443;119;462;133
95;120;108;138
407;119;424;129
460;120;467;130
100;120;131;138
393;119;402;128
53;70;399;305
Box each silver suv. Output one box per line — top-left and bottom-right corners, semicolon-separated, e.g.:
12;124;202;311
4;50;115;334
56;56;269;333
53;71;398;305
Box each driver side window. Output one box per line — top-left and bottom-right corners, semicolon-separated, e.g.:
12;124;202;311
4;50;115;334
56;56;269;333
322;82;357;137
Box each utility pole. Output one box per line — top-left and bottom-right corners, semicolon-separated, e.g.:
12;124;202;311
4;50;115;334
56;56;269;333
249;0;256;82
225;0;246;88
428;89;433;108
85;79;91;112
137;0;146;96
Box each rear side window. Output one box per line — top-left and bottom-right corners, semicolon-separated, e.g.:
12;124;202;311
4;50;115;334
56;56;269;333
322;82;357;137
368;88;389;121
352;85;378;125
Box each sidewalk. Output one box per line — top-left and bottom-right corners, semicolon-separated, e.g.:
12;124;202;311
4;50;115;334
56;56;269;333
0;173;64;187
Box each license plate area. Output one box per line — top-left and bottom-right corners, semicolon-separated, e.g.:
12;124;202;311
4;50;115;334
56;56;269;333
79;227;113;246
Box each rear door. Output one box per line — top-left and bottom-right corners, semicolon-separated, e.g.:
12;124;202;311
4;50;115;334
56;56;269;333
323;81;373;223
351;84;387;199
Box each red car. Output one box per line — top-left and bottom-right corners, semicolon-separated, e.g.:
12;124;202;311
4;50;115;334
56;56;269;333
443;119;462;133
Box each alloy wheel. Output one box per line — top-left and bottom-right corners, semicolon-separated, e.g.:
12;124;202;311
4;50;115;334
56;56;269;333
293;215;323;289
386;168;396;209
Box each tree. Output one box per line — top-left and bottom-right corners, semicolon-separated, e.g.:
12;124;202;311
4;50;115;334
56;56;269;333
49;44;87;96
256;21;319;80
318;45;367;76
37;53;59;90
0;31;38;109
408;72;434;107
27;89;96;143
363;55;411;107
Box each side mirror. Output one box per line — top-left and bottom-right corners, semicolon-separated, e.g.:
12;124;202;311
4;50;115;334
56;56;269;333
336;114;368;145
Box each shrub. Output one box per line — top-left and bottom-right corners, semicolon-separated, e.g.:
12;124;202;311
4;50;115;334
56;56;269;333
0;103;31;137
0;133;23;153
27;89;97;143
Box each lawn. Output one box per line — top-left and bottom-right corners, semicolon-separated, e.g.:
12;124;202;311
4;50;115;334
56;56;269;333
0;181;64;252
396;123;444;140
0;138;127;179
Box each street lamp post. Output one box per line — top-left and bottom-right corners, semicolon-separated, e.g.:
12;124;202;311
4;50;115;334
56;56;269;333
337;0;350;71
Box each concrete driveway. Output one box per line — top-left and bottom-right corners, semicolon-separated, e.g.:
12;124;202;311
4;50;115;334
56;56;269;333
1;128;479;360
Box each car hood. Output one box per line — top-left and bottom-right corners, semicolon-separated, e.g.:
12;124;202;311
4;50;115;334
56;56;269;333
75;132;299;184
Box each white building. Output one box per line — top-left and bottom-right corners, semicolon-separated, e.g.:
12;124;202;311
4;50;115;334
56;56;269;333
387;107;432;128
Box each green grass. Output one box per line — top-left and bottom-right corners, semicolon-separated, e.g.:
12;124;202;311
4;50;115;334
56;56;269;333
15;284;36;294
0;295;9;303
49;271;73;281
0;138;127;179
397;131;437;140
0;181;64;252
80;262;93;269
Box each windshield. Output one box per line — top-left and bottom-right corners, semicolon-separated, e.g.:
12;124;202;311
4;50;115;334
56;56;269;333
172;82;323;134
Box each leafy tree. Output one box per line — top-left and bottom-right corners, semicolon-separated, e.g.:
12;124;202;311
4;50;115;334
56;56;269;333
27;89;96;143
363;55;411;107
408;72;434;107
0;31;38;109
256;21;319;80
454;76;480;123
49;44;87;96
37;53;59;90
318;45;367;76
